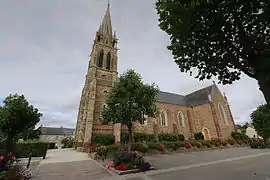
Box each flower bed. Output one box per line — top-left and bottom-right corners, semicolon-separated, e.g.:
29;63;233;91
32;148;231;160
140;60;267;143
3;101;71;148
0;152;32;180
106;150;154;175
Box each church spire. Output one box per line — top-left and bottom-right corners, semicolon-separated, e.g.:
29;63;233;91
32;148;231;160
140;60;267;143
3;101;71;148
99;1;112;36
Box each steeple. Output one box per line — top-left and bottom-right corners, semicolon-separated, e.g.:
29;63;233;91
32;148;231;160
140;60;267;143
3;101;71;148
99;1;112;36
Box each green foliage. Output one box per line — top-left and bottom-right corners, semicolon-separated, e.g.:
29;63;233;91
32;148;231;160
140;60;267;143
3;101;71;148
236;123;249;135
201;140;212;148
250;141;266;149
113;151;144;167
131;143;148;153
15;140;48;158
0;94;42;153
91;134;115;146
20;126;42;141
251;104;270;140
194;132;204;140
156;0;270;104
158;133;185;142
101;69;159;151
48;142;57;149
231;131;249;141
133;133;155;143
61;136;75;148
162;141;185;150
107;144;121;153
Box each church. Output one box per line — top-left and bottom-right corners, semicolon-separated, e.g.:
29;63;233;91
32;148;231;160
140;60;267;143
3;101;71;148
74;3;236;150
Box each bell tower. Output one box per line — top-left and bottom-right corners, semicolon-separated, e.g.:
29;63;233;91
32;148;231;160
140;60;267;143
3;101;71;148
75;2;118;150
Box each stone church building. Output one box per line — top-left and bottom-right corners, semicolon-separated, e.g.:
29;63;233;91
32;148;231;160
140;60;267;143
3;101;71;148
74;3;236;150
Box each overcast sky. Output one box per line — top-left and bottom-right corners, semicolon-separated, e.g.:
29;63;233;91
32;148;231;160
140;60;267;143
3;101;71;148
0;0;266;128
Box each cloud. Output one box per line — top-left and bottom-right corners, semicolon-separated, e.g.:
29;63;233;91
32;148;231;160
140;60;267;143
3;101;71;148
0;0;266;128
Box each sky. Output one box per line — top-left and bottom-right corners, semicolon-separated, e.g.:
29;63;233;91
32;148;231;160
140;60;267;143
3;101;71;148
0;0;266;128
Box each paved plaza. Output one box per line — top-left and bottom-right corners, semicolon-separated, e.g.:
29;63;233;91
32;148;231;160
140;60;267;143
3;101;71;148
32;147;270;180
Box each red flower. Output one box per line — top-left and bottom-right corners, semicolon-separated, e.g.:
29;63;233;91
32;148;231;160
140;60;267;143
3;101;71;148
8;152;12;156
259;138;264;142
185;143;191;149
115;164;128;171
0;156;4;160
12;156;16;161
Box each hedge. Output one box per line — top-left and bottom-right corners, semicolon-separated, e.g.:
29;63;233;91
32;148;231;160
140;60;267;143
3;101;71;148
15;140;48;159
48;142;57;149
158;133;185;142
92;133;115;146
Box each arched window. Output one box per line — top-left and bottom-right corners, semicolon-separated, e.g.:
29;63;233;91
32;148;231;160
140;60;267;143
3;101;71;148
218;103;229;125
97;50;104;68
159;109;168;126
178;111;185;127
106;53;111;70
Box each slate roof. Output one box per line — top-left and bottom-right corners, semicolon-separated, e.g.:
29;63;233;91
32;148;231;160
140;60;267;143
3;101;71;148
156;84;216;107
40;127;75;136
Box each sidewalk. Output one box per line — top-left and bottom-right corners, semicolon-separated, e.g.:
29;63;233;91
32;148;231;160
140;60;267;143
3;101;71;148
32;148;117;180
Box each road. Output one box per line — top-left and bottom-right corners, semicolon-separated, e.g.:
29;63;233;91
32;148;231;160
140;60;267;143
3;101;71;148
32;147;270;180
117;148;270;180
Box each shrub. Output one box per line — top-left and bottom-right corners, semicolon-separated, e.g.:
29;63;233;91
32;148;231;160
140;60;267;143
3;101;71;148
158;133;178;142
48;142;57;149
194;132;204;140
131;143;148;153
250;142;266;149
201;140;211;148
15;140;48;159
113;151;144;167
107;144;121;153
133;133;155;143
178;134;185;141
61;136;74;148
92;133;115;146
196;141;202;148
189;140;197;147
147;143;159;150
158;133;185;142
231;131;249;141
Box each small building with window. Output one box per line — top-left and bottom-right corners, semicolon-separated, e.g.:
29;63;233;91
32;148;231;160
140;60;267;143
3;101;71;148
40;126;75;148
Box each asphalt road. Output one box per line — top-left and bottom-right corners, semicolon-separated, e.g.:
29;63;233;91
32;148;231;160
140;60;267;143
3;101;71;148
117;148;270;180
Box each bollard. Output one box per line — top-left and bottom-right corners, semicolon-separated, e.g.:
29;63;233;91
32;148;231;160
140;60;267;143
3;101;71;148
27;153;32;168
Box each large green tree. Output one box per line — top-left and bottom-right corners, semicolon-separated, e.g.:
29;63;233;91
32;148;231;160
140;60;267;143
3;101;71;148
102;69;159;151
0;94;42;152
251;104;270;141
156;0;270;105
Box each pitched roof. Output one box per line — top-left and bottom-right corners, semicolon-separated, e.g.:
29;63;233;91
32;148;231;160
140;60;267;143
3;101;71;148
40;127;75;136
156;84;216;107
156;91;186;106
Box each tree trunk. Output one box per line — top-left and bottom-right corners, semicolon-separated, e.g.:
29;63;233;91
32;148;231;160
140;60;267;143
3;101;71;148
258;75;270;106
127;125;132;152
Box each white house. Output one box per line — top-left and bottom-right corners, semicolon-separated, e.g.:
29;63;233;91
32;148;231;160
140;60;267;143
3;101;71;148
246;124;261;139
39;126;75;148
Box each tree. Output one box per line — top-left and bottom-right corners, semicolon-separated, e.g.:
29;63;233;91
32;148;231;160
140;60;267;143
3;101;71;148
236;123;249;135
102;69;159;152
0;94;42;152
250;104;270;142
20;126;42;141
156;0;270;105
